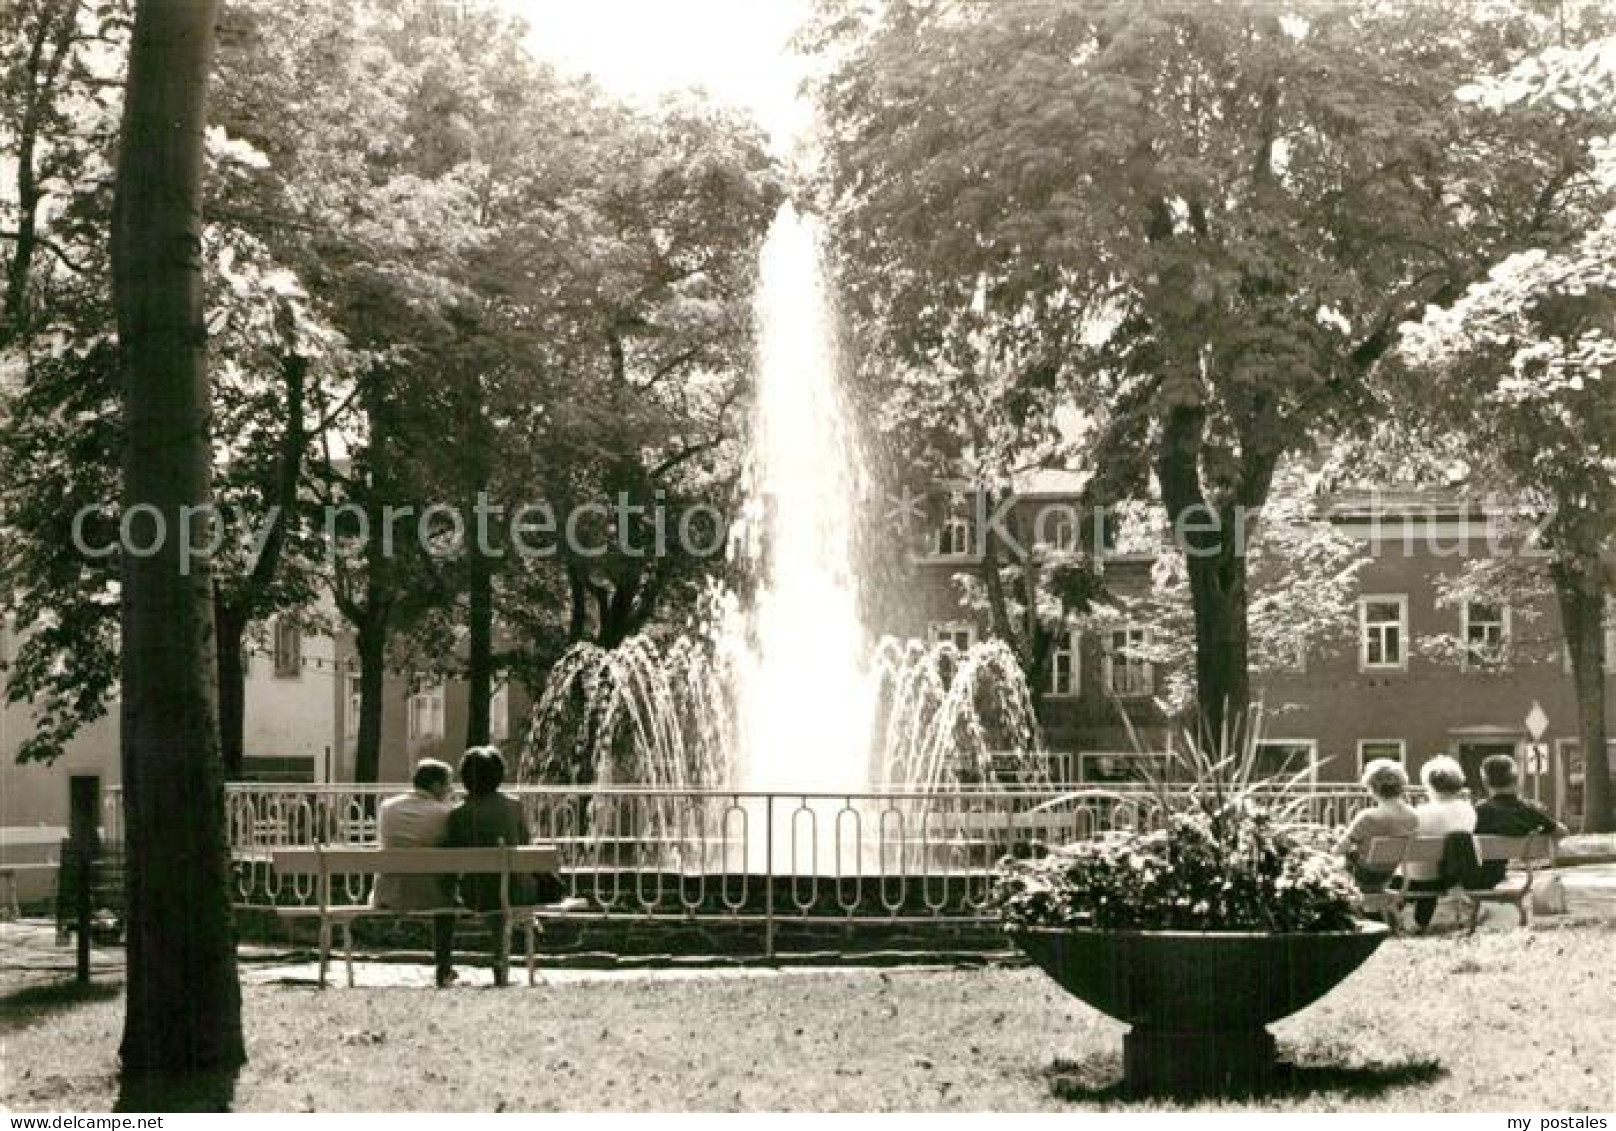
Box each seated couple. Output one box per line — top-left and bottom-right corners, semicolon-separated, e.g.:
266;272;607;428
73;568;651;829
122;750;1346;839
1336;753;1567;932
373;746;557;987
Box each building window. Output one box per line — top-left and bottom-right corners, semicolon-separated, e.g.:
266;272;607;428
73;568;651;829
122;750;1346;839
1048;630;1080;697
1287;638;1307;673
928;621;976;653
1080;751;1171;784
1359;596;1407;671
1034;506;1078;554
408;679;445;741
345;673;363;740
1254;739;1317;782
1103;625;1152;697
1356;738;1405;771
272;619;303;678
1462;600;1509;669
489;680;510;744
935;514;974;557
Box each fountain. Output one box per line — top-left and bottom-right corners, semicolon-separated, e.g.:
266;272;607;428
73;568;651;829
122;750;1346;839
516;206;1049;872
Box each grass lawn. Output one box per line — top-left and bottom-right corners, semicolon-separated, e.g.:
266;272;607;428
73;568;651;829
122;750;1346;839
3;924;1613;1112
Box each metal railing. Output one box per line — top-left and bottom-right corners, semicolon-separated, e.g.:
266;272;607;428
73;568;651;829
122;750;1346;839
205;781;1389;956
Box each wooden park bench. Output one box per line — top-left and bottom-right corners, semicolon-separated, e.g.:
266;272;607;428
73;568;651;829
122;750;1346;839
1360;833;1557;935
271;845;570;988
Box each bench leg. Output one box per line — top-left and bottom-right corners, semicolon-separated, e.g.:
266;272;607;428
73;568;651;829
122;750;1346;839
1466;897;1482;937
487;913;511;987
1515;897;1530;928
526;919;536;987
317;919;330;990
343;921;356;988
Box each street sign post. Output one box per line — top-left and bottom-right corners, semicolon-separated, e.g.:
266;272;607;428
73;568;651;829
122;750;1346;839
1525;701;1549;742
1524;702;1550;802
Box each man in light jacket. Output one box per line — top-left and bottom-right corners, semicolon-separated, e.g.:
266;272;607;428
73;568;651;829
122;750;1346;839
373;759;456;985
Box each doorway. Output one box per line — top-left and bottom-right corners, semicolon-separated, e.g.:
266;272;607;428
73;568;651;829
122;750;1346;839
1453;740;1520;798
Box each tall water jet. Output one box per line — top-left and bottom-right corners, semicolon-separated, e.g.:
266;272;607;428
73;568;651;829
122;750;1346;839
517;206;1052;811
726;205;876;793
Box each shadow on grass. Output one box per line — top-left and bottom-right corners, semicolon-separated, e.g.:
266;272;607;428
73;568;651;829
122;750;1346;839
0;978;121;1025
116;1069;240;1114
1046;1053;1446;1105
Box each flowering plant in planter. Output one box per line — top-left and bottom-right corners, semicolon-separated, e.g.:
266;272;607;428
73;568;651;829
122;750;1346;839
992;716;1359;933
992;717;1386;1095
992;803;1359;933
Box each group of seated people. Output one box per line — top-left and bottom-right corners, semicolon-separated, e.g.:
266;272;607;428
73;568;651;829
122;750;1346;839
1336;752;1568;932
373;745;556;987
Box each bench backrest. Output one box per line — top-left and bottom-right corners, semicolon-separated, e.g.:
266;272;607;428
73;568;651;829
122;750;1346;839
271;846;559;876
1363;833;1554;871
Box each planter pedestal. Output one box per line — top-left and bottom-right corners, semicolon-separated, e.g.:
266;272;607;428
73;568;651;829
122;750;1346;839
1122;1026;1278;1096
1012;922;1388;1098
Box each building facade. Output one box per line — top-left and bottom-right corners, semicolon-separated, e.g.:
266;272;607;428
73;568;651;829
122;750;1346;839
896;486;1614;825
0;612;527;835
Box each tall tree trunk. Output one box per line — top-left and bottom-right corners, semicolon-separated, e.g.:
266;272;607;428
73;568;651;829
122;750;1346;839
212;594;247;779
112;0;243;1085
353;618;387;785
1553;556;1612;833
465;545;493;746
1154;403;1269;753
1182;543;1251;752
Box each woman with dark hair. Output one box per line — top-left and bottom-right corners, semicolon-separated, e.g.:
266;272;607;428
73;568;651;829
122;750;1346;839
443;746;536;986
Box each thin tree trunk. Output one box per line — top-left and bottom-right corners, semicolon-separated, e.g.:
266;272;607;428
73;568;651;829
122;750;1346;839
210;349;306;775
466;545;493;746
112;0;243;1085
213;595;247;779
354;620;387;785
566;560;589;641
2;0;80;347
1554;557;1612;833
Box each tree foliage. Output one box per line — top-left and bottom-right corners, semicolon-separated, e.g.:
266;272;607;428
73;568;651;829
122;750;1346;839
810;0;1614;746
1393;30;1616;830
2;0;781;773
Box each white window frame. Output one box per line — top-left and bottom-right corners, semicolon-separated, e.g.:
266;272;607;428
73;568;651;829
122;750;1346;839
1103;624;1153;697
408;678;446;742
1461;599;1510;671
1356;738;1406;772
272;619;303;678
1047;630;1081;698
928;621;977;652
1254;738;1319;784
1358;595;1408;672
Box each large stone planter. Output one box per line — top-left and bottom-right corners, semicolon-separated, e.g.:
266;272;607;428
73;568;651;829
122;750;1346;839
1012;920;1390;1096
